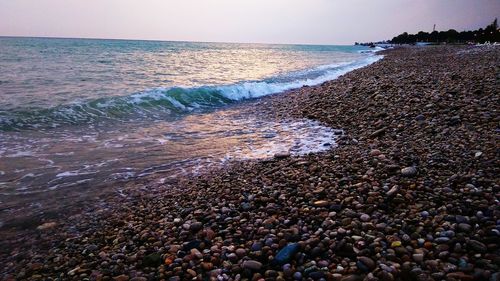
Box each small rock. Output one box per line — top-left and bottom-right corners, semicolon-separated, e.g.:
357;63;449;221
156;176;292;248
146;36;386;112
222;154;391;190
190;222;203;232
274;152;291;159
360;213;370;222
446;272;473;281
274;243;300;265
457;223;472;232
435;237;450;243
369;127;386;138
357;256;376;271
235;248;246;257
401;166;417;177
341;274;364;281
468;240;487;253
37;222;57;230
413;253;424;262
420;211;430;218
391;241;402;248
386;185;399;197
143;253;162;267
293;272;302;280
242;260;263;271
113;275;129;281
313;200;330;207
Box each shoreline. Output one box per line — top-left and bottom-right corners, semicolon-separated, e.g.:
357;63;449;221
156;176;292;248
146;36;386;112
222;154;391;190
1;45;499;280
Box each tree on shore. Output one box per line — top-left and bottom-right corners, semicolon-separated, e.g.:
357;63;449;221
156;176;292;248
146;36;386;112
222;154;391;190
390;18;499;44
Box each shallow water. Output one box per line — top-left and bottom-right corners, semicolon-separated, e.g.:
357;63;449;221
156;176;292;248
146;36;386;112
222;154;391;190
0;108;339;195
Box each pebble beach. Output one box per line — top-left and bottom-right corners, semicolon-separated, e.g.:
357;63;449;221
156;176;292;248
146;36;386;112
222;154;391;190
1;45;499;281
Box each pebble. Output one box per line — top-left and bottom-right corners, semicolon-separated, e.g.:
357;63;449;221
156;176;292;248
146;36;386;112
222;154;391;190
457;223;472;232
313;200;330;207
360;213;370;222
357;256;376;271
413;253;424;262
391;241;402;248
467;240;487;253
36;222;57;230
400;166;417;177
242;260;263;271
274;243;301;265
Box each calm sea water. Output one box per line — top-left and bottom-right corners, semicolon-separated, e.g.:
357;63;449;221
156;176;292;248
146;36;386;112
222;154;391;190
0;37;381;222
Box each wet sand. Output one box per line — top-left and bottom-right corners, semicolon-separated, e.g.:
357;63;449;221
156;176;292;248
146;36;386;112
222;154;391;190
1;46;499;280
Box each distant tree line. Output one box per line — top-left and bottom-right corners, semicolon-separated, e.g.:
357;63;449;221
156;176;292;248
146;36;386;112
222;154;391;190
390;18;499;44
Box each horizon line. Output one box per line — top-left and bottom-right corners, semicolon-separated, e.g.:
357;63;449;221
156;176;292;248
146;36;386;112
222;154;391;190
0;35;358;47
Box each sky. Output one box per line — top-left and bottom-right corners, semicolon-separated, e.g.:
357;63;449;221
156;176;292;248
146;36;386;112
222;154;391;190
0;0;498;45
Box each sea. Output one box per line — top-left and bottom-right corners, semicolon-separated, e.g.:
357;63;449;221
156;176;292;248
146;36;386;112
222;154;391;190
0;37;382;224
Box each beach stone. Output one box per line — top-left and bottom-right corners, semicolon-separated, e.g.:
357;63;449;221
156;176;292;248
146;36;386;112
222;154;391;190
242;260;262;271
190;248;203;259
227;253;238;262
420;211;430;218
190;222;203;232
274;243;300;265
360;213;370;222
457;223;472;232
341;274;364;281
448;115;461;125
317;260;329;268
183;240;201;251
412;253;424;262
186;269;197;277
143;253;162;267
235;248;246;257
113;275;129;281
293;272;302;280
357;256;376;271
401;166;417;177
386;185;399;197
313;200;330;207
369;127;386;138
274;152;290;159
435;237;450;243
456;215;469;223
251;242;262;251
446;272;473;281
37;222;57;230
308;271;325;279
391;241;402;248
468;240;487;253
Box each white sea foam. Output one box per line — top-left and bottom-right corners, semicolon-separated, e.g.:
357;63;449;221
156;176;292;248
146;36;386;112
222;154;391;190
56;170;98;178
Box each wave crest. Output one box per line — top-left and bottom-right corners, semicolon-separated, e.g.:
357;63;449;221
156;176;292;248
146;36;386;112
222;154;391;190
0;55;382;131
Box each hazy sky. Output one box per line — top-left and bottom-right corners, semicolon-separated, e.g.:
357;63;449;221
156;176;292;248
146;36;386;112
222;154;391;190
0;0;498;45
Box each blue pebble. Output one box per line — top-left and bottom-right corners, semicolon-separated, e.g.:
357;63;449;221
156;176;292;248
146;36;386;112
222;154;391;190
275;243;301;265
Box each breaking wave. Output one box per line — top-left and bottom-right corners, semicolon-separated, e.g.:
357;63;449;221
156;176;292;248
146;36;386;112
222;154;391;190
0;55;382;131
